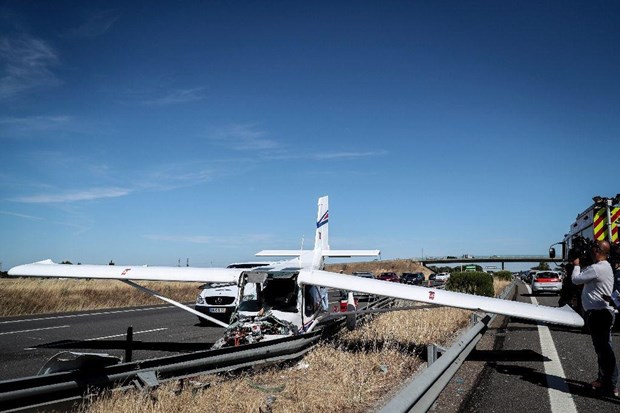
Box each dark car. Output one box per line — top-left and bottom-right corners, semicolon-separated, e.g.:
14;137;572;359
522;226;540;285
401;272;425;285
377;272;400;282
352;271;374;279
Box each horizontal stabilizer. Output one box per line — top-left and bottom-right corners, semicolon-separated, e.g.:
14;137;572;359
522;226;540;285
8;260;242;283
322;250;380;258
255;250;302;257
256;249;380;258
298;270;584;328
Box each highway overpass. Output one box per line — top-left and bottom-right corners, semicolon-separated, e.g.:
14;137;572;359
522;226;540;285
417;255;558;270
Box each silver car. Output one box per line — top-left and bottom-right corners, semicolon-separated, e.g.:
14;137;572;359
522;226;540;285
531;271;562;295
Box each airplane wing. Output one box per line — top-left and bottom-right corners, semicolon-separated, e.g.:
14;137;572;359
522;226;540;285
8;259;241;283
298;270;584;328
8;259;244;328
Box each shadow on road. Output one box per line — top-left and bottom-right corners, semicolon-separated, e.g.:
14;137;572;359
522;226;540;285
468;349;550;363
491;364;620;405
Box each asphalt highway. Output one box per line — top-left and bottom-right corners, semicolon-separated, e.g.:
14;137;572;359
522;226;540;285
460;279;620;412
0;290;346;382
0;304;224;381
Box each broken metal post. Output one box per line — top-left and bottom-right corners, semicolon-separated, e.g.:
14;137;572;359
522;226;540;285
133;370;159;390
470;313;479;326
125;326;133;363
427;344;438;366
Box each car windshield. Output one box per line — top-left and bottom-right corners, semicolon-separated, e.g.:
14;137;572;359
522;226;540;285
536;272;558;279
205;282;237;289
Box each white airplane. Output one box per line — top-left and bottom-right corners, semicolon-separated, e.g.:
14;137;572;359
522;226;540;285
8;196;584;348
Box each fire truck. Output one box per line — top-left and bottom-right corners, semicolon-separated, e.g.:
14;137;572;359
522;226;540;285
549;195;620;310
549;195;620;264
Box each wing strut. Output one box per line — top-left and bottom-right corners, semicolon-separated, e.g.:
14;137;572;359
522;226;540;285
121;280;229;328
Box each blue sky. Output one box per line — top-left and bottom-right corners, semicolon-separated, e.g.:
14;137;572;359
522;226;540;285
1;1;618;271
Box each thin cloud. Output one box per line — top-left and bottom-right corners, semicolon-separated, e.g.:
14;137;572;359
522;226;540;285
142;87;206;106
0;35;60;100
61;9;120;38
143;234;217;244
0;210;43;220
262;149;388;161
209;124;279;151
8;161;217;205
0;115;72;137
144;233;274;245
312;150;388;160
12;187;132;204
138;163;214;191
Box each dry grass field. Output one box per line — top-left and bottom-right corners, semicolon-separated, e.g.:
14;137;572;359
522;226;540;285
84;305;482;413
493;279;511;297
0;278;202;317
86;345;423;413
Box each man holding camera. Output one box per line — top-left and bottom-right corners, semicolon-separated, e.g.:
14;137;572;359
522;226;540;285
572;240;618;397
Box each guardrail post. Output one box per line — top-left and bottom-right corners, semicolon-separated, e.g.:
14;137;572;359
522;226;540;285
380;315;491;413
471;313;479;326
427;344;446;366
427;344;438;366
125;326;133;363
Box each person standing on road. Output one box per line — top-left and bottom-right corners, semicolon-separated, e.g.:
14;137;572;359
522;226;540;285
572;240;618;397
612;243;620;294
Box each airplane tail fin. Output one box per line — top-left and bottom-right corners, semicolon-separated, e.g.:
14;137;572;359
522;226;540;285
315;195;329;252
257;196;379;269
311;196;329;269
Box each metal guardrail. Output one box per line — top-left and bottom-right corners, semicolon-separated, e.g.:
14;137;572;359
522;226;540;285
0;296;395;412
379;281;516;413
0;332;322;412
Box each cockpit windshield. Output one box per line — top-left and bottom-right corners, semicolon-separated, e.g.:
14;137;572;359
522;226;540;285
238;272;300;313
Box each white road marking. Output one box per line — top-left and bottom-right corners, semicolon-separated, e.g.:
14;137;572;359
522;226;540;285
527;284;578;413
85;327;168;341
0;305;177;325
0;325;70;336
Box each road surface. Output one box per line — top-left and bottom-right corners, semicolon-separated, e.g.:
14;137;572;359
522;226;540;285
436;279;620;412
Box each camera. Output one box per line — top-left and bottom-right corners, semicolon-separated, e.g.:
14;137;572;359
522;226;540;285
568;235;620;267
567;235;596;268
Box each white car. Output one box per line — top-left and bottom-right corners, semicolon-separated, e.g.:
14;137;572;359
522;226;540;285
531;271;562;295
195;262;269;324
434;272;450;282
195;282;240;324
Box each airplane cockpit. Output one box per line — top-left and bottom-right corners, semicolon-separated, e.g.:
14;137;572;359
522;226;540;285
237;270;301;314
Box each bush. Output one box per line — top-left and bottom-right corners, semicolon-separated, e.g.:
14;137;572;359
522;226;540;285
493;271;513;281
445;272;494;297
